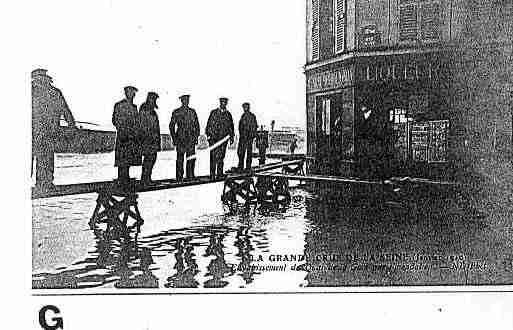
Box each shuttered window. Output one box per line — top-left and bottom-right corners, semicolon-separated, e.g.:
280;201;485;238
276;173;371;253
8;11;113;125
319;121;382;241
470;2;491;21
312;0;320;60
399;0;441;42
399;0;418;41
334;0;346;53
420;1;441;40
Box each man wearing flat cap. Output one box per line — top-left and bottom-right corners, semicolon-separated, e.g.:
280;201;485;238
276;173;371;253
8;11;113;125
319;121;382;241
139;92;161;184
206;97;235;179
237;102;258;172
169;94;200;181
112;86;142;185
32;68;76;190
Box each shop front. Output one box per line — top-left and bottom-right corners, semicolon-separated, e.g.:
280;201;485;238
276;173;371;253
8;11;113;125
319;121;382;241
306;50;457;179
354;51;453;178
306;62;356;176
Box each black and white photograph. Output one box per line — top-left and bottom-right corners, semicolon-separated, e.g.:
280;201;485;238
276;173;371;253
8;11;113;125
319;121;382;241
17;0;513;327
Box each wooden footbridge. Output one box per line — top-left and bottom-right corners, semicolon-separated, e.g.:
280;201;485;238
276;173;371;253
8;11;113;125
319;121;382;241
31;160;304;200
32;155;466;238
31;159;307;237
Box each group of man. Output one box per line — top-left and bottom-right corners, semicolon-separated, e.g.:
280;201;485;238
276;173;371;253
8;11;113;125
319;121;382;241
112;86;259;185
112;86;161;185
32;68;262;189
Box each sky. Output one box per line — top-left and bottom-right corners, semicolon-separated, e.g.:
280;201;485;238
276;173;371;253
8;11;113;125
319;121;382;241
28;0;306;132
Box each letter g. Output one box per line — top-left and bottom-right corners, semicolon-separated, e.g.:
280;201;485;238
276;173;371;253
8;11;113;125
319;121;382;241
39;305;63;330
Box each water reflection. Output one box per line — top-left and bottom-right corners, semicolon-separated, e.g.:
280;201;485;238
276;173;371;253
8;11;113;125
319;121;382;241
165;238;199;288
33;229;158;289
204;233;235;288
234;227;257;285
33;219;278;289
33;185;513;289
301;188;499;286
115;244;159;289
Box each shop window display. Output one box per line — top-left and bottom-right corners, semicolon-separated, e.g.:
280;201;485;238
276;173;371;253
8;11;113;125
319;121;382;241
388;105;448;163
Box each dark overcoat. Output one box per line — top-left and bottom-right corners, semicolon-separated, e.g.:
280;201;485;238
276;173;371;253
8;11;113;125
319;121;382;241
139;102;161;155
359;110;397;158
357;110;384;160
112;99;142;167
32;82;76;155
169;106;200;149
205;108;234;143
238;112;258;142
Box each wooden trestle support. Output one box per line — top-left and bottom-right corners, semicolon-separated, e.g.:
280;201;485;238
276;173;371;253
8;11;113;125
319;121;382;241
88;187;144;238
221;161;304;207
281;162;305;176
221;177;259;206
255;176;291;205
221;176;291;208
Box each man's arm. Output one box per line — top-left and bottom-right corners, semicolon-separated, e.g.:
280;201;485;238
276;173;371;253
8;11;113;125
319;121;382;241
205;111;214;138
168;112;177;141
250;114;258;139
112;105;119;128
193;111;200;143
155;114;161;136
238;115;244;137
229;113;235;138
228;113;235;144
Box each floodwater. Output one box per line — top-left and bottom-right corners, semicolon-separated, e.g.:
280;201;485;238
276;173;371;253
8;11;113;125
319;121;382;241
32;150;513;290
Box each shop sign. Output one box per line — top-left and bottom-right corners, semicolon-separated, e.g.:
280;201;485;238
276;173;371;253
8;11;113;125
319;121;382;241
361;61;441;82
307;67;353;93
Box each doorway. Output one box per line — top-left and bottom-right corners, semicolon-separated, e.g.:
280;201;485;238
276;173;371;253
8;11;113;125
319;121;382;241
315;93;353;175
315;96;331;174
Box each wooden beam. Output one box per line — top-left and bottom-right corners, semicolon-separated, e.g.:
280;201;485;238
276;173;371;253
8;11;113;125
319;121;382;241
31;159;305;200
254;173;464;188
254;173;382;185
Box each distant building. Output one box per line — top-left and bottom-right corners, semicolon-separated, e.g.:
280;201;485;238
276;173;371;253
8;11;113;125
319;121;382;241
57;119;174;153
282;126;306;133
305;0;512;178
268;130;300;153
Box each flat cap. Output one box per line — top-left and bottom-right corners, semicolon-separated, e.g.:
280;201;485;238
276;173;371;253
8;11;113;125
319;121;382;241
124;86;138;93
148;91;159;99
148;92;159;108
31;68;49;79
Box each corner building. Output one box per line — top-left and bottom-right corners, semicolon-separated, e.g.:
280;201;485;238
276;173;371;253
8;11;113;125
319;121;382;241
305;0;512;178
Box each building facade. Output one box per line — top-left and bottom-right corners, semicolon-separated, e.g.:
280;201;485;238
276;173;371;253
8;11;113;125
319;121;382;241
305;0;512;179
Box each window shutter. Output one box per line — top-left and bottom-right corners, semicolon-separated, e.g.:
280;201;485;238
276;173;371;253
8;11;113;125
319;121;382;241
420;1;441;41
399;1;417;41
312;0;320;60
471;2;491;21
334;0;345;53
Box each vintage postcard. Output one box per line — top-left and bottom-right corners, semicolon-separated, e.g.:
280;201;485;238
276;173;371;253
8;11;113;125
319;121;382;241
24;0;513;328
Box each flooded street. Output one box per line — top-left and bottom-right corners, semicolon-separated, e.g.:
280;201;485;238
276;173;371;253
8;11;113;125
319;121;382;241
32;151;513;290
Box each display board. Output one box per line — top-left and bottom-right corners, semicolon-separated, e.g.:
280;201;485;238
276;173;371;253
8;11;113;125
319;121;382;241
393;123;409;161
428;120;449;162
410;122;430;162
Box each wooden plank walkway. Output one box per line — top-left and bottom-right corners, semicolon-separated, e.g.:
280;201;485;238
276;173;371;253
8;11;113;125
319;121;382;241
254;173;381;185
254;172;464;188
252;153;310;161
31;160;304;200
